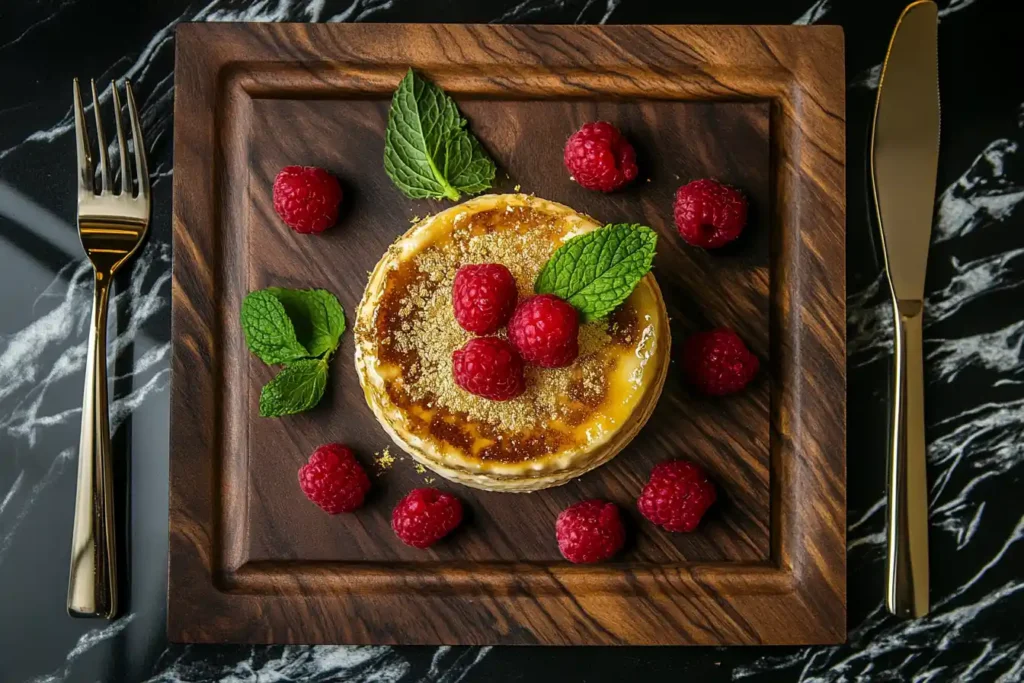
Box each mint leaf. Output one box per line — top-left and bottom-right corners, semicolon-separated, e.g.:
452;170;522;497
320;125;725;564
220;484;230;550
384;69;496;201
241;290;310;365
259;358;328;417
535;224;658;322
444;130;495;195
265;288;346;358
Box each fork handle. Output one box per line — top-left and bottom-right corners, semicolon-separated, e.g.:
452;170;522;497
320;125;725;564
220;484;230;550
885;300;929;618
68;272;118;619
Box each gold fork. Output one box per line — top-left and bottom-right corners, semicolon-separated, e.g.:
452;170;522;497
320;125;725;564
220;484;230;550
67;79;149;619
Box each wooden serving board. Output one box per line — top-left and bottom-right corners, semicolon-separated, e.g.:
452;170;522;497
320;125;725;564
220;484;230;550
170;23;846;645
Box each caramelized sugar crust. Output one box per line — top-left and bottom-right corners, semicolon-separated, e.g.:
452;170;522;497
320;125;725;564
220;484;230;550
355;194;668;490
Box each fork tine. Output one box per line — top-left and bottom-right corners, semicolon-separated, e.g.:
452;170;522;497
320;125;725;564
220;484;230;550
90;80;110;193
124;80;149;203
72;78;93;194
110;81;130;196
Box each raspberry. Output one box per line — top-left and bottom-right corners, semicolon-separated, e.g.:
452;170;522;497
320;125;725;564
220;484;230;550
563;121;638;192
555;499;626;563
297;443;371;514
272;165;343;234
452;337;525;400
452;263;518;334
682;328;759;396
391;487;463;548
673;179;748;248
508;295;579;368
638;460;717;532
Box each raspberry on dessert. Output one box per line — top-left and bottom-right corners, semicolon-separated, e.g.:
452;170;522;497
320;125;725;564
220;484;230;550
673;179;748;249
682;328;759;396
638;460;717;532
508;294;579;368
391;487;464;548
297;443;371;514
273;165;343;234
452;263;518;334
555;499;626;563
563;121;638;193
452;336;526;400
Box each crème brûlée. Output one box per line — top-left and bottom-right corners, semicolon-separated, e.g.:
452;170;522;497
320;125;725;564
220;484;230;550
354;194;670;492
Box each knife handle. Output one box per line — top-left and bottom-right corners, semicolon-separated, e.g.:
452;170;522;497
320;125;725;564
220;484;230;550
886;300;929;618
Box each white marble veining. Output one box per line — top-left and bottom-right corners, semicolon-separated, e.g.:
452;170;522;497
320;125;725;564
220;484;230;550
140;644;492;683
0;470;25;517
26;615;138;683
425;647;494;683
0;448;73;567
929;320;1024;382
934;140;1024;243
938;0;982;18
144;645;413;683
792;0;831;25
0;244;170;448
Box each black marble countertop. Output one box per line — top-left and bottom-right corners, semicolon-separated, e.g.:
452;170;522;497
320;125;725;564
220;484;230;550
1;0;1022;681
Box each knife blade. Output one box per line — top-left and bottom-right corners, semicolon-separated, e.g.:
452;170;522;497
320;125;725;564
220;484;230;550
870;0;940;619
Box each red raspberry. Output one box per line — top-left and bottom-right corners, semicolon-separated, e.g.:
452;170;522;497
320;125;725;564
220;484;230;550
297;443;371;514
563;121;638;192
452;337;525;400
638;460;717;532
673;179;748;248
555;499;626;563
391;487;463;548
452;263;518;334
272;165;343;234
682;328;759;396
508;295;579;368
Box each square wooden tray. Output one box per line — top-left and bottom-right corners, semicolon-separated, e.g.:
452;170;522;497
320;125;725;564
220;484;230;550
169;23;846;645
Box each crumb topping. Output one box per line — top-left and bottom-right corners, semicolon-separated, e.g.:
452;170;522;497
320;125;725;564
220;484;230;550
373;446;395;471
369;201;644;462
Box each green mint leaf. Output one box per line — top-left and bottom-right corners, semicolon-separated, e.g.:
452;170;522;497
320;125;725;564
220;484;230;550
265;288;346;358
241;290;310;365
259;358;328;417
535;224;658;322
384;69;496;201
444;130;496;195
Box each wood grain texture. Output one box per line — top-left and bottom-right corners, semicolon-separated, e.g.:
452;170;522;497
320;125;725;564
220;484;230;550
170;23;846;645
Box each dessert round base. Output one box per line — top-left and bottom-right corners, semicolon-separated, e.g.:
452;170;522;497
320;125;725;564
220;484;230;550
354;194;670;492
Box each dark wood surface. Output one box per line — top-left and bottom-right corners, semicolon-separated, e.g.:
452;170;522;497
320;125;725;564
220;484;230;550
170;23;846;645
244;98;771;565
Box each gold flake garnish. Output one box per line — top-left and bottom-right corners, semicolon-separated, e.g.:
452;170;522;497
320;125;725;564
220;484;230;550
374;447;395;471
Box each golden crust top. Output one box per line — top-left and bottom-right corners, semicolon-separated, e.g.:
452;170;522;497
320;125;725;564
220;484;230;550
354;194;669;491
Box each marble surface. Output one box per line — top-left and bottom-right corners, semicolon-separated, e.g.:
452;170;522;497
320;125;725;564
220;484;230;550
1;0;1021;680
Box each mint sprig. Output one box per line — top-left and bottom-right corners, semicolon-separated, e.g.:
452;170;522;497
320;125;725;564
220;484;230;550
383;69;496;201
535;224;657;322
241;288;346;418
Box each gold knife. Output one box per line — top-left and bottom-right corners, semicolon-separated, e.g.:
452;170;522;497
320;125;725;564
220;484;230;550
871;0;941;619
